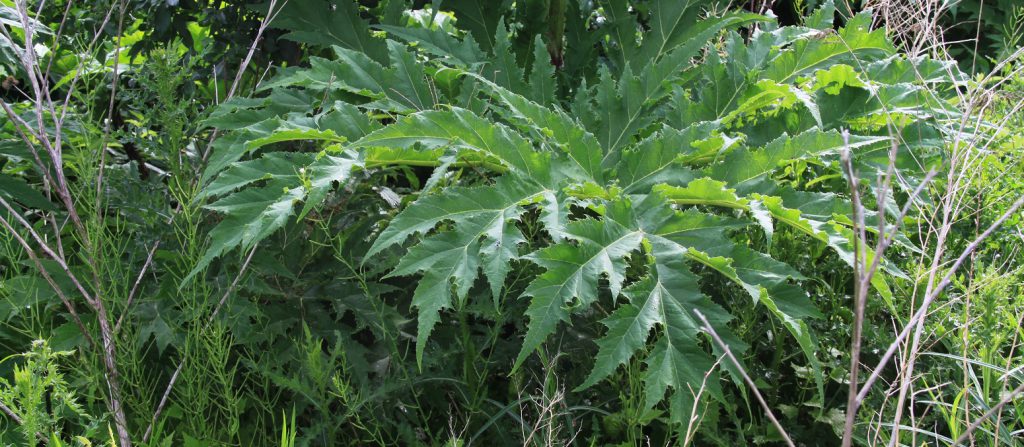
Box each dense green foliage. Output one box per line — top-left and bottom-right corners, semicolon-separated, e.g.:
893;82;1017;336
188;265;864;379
0;0;1021;446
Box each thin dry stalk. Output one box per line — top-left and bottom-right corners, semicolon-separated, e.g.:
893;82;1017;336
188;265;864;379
693;310;795;447
832;4;1024;443
884;59;1024;447
865;0;949;58
854;195;1024;402
522;388;566;446
516;352;583;447
0;1;141;443
952;381;1024;446
682;356;722;447
840;141;870;447
838;136;937;446
200;0;287;162
226;0;286;101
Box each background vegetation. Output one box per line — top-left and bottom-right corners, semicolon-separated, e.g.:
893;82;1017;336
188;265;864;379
0;0;1022;445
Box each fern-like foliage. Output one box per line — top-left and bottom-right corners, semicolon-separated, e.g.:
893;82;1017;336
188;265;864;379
195;0;961;426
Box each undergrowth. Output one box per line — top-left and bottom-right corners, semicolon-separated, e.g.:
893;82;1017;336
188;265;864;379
0;0;1021;445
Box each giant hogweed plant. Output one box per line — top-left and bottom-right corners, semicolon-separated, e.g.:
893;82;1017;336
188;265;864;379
195;0;960;431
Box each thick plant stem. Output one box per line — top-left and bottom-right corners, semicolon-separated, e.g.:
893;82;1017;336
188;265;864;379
840;145;868;447
2;2;134;444
97;305;133;446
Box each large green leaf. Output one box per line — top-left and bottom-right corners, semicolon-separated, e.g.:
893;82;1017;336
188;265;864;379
443;0;511;53
376;25;486;66
470;74;603;183
350;108;550;180
762;12;895;83
202;102;373;184
385;40;436;112
514;218;645;370
273;0;389;64
388;218;484;367
190;151;363;281
712;129;888;190
365;176;545;257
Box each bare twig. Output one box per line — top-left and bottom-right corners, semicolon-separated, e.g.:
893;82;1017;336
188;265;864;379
855;195;1024;405
226;0;284;100
202;0;287;161
840;141;869;447
208;245;259;325
682;356;723;447
142;362;181;445
693;310;795;447
839;132;938;446
95;1;128;221
2;1;134;444
951;381;1024;446
0;398;23;425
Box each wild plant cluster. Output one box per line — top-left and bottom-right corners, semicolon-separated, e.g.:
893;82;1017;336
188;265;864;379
0;0;1022;445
